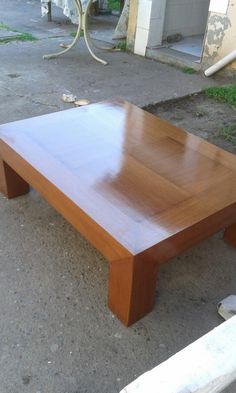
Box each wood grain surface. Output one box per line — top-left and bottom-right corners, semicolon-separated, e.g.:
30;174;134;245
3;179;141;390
0;100;236;325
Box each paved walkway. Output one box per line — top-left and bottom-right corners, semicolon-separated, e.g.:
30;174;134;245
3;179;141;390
0;0;217;124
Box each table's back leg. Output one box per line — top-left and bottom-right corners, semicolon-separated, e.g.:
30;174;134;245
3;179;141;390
48;1;52;22
108;255;159;326
224;223;236;248
0;159;29;199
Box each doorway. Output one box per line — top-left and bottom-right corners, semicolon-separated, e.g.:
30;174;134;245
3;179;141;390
147;0;211;65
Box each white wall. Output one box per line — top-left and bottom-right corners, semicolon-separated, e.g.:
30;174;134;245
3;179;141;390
163;0;210;39
134;0;153;56
132;0;211;57
202;0;236;71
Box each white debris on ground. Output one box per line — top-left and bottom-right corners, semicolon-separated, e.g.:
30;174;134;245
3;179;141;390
218;295;236;321
74;99;90;106
62;93;77;103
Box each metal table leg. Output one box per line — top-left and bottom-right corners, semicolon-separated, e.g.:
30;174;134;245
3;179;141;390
43;0;108;65
83;0;108;65
48;1;52;22
43;0;83;59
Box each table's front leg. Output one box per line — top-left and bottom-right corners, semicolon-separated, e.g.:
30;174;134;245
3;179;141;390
0;158;29;199
83;0;108;65
224;223;236;248
108;254;159;326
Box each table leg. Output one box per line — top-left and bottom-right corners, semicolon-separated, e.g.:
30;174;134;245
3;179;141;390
43;0;83;59
108;255;159;326
0;159;29;199
48;1;52;22
224;223;236;248
83;0;108;65
83;19;115;52
43;0;109;64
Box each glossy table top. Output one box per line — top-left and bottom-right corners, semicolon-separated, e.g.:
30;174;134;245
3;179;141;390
1;100;236;255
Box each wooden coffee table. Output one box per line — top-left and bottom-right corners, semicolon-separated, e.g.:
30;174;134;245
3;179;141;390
0;101;236;326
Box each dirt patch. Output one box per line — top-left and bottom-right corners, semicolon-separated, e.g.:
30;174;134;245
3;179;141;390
145;93;236;155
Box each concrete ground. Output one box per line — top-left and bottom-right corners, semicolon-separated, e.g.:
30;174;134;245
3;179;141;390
0;1;235;392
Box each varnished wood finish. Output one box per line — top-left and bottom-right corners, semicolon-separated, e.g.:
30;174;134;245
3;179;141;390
224;224;236;248
0;100;236;325
0;159;29;198
108;255;159;326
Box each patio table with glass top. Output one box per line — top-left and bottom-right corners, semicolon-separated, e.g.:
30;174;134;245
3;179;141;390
0;101;236;326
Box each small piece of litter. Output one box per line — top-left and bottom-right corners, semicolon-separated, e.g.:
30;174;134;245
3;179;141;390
74;99;90;107
60;43;69;49
62;94;77;103
217;295;236;320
